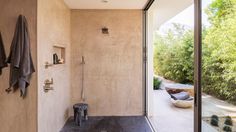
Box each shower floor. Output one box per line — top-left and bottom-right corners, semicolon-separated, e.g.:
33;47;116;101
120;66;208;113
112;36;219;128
60;116;153;132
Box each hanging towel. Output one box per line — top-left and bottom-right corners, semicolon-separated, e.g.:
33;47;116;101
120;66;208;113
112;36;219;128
0;32;7;75
6;15;35;97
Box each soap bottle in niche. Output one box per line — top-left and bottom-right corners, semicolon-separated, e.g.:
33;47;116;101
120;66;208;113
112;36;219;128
53;53;59;64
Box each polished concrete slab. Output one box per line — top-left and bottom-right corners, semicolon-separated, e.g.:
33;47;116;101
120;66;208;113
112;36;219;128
60;116;152;132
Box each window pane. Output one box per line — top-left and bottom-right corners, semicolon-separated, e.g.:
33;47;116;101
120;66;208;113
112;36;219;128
202;0;236;131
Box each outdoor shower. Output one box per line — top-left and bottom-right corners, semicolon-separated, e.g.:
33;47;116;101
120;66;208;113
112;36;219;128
81;56;86;102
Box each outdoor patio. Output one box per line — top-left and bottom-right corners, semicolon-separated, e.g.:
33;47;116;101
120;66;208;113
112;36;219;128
149;78;236;132
202;94;236;132
149;89;193;132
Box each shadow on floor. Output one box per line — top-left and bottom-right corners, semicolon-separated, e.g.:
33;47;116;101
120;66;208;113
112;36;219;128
60;116;152;132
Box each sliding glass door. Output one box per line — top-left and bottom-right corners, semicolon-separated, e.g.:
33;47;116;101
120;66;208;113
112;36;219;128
146;0;236;131
200;0;236;131
146;0;195;132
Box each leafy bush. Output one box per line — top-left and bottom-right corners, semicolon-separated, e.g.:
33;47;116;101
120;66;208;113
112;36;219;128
211;115;219;126
153;77;162;90
211;118;219;127
154;24;194;84
224;116;233;126
154;0;236;103
202;0;236;103
223;126;232;132
212;115;219;121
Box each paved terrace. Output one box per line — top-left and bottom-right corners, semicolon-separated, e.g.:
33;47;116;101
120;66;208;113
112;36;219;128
149;77;236;132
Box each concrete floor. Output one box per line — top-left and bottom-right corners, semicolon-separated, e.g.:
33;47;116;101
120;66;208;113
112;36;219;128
60;116;153;132
59;90;236;132
202;94;236;117
149;79;236;132
149;90;193;132
202;94;236;132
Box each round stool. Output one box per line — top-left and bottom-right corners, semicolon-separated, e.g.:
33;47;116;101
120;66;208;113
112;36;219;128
73;103;88;126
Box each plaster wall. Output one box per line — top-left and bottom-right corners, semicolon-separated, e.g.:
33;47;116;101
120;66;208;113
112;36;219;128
37;0;71;132
0;0;37;132
0;5;145;132
71;10;144;116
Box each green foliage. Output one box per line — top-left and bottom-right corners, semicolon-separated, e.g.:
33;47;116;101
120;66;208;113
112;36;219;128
211;118;219;127
154;0;236;103
212;115;219;121
224;116;233;126
153;77;161;90
223;126;232;132
154;24;194;84
202;0;236;103
211;115;219;126
205;0;236;26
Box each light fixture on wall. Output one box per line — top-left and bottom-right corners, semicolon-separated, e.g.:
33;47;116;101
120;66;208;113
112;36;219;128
101;0;108;3
102;27;109;34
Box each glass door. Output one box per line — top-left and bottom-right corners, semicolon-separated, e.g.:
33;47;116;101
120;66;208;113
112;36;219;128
200;0;236;131
147;0;195;132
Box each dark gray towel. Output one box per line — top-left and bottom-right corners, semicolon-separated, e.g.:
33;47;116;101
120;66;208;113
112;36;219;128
6;15;35;97
0;32;7;75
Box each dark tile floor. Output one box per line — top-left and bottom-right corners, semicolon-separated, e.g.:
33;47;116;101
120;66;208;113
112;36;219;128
60;116;153;132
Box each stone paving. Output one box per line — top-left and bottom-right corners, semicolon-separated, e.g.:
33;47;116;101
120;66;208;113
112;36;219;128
149;77;236;132
149;90;193;132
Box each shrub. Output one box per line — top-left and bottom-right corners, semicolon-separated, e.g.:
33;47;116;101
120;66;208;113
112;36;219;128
154;0;236;104
211;115;219;121
224;116;233;126
223;126;232;132
153;77;161;90
211;118;219;127
154;24;194;84
211;115;219;126
202;0;236;104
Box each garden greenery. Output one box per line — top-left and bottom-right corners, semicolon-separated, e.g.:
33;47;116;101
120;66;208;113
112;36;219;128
153;77;162;90
154;0;236;103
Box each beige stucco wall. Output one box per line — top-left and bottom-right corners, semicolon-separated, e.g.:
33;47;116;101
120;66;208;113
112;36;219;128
71;10;144;116
0;0;37;132
0;5;144;132
37;0;71;132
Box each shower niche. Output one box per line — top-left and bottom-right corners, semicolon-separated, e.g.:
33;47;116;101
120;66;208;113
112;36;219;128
53;45;66;64
45;45;66;69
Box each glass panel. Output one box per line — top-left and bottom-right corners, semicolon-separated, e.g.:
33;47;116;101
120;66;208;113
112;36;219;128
148;1;194;132
201;0;236;131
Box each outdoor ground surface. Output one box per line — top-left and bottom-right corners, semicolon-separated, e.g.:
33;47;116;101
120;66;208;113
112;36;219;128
149;90;193;132
203;117;236;132
149;77;236;132
202;94;236;132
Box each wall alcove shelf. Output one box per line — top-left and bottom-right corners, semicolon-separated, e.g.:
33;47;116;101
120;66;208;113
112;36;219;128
45;45;66;69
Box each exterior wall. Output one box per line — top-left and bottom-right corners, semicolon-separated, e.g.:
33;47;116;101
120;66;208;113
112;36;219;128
71;10;144;116
0;0;37;132
37;0;71;132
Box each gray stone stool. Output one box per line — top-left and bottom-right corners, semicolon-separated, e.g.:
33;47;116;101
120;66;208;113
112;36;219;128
73;103;88;126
